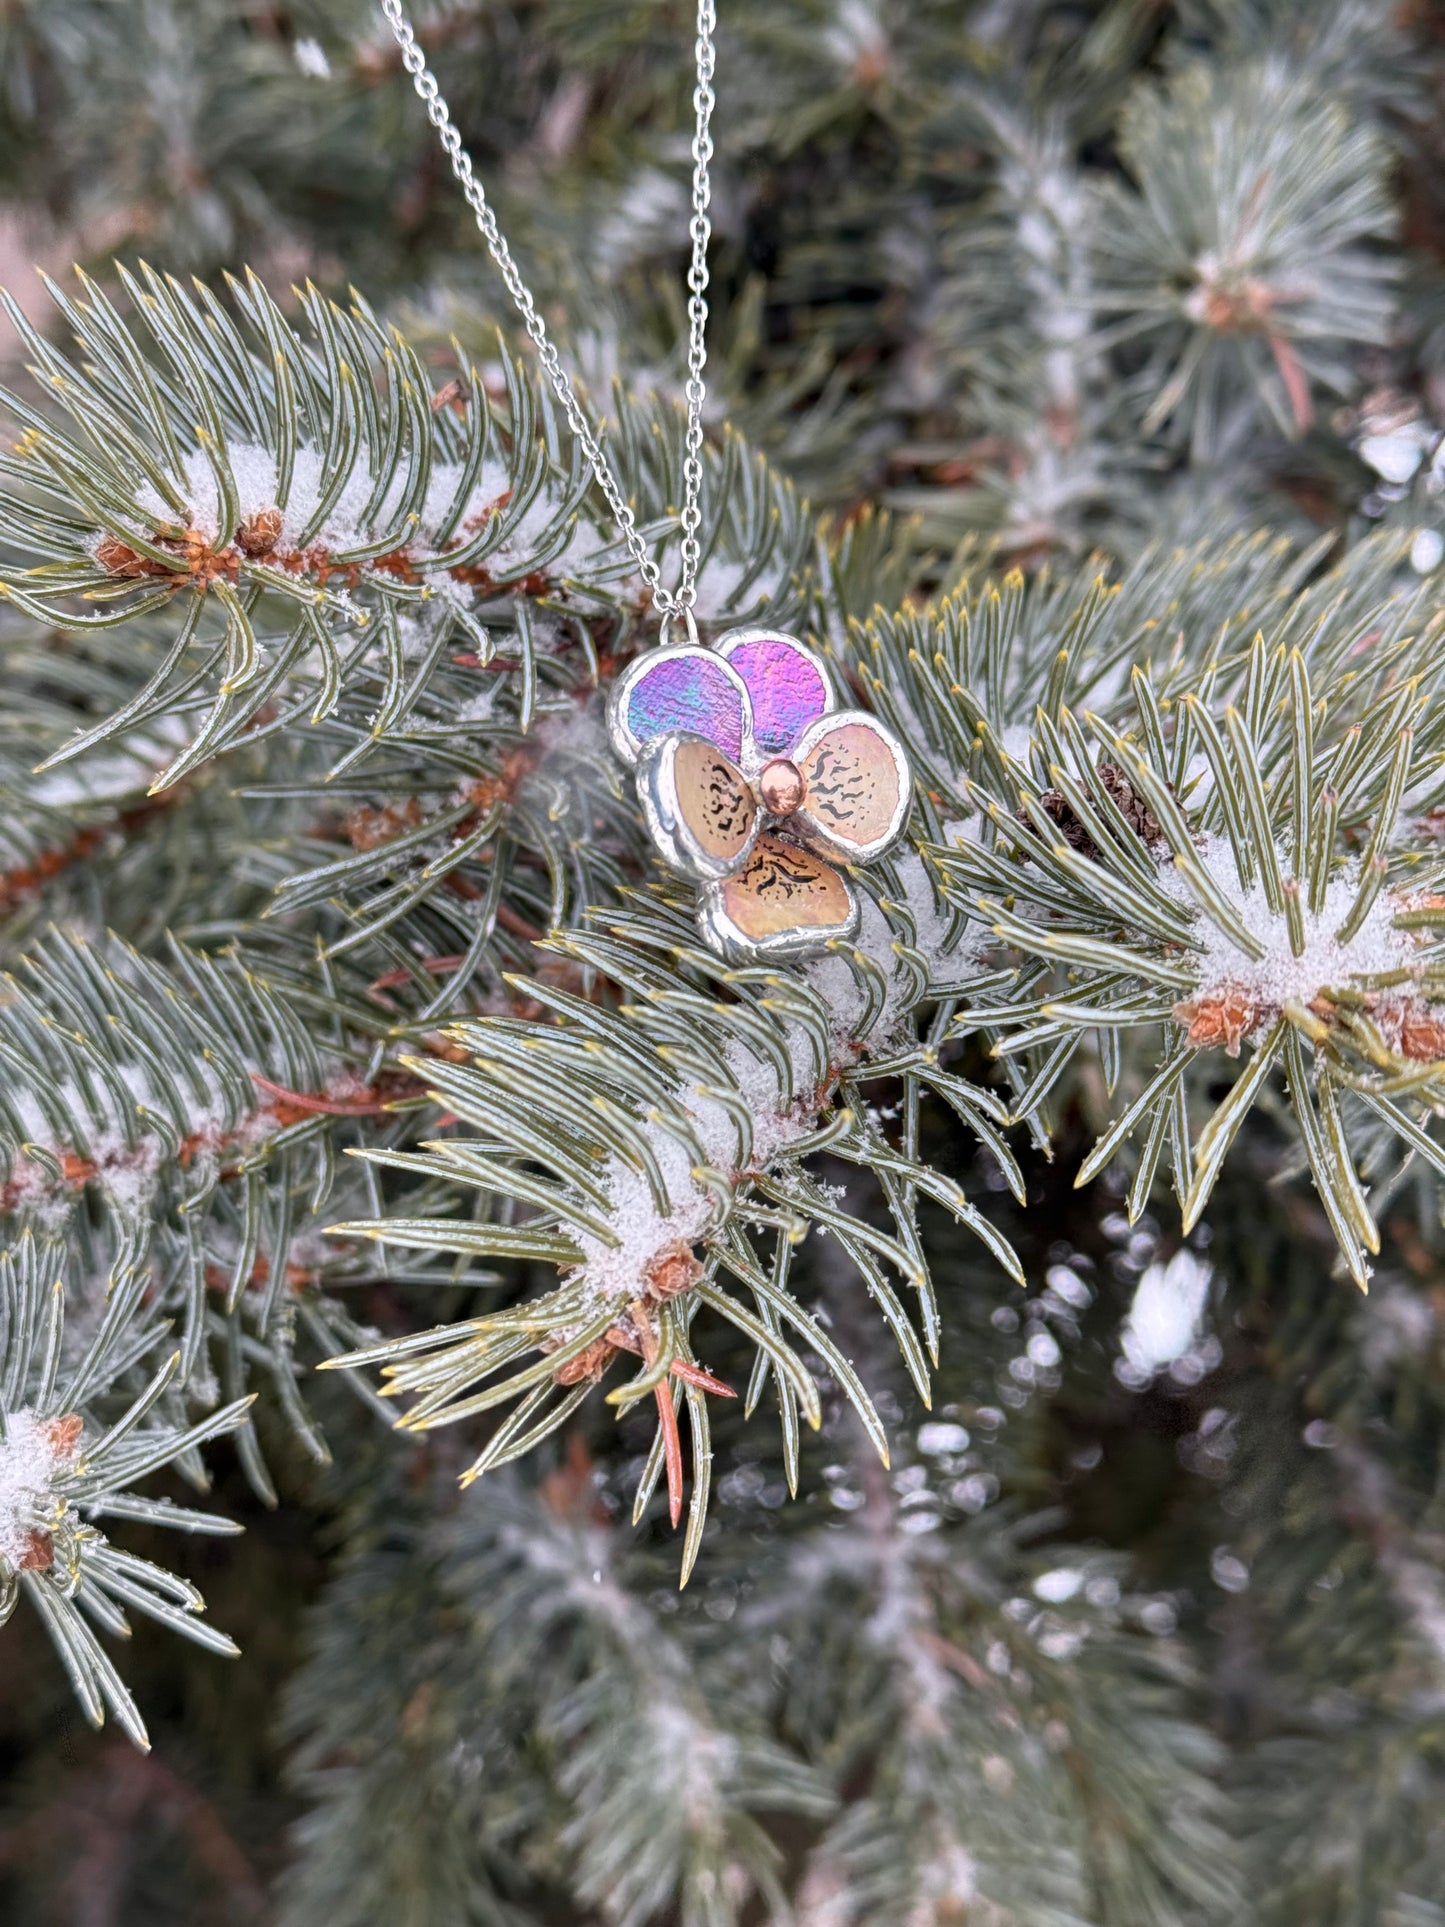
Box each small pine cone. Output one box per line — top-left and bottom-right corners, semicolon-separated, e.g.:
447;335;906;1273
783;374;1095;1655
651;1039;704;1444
94;532;168;579
1027;764;1163;861
1389;999;1445;1063
17;1530;53;1572
642;1242;703;1301
547;1334;619;1386
1173;984;1265;1057
1097;764;1163;846
236;506;284;557
1032;789;1100;861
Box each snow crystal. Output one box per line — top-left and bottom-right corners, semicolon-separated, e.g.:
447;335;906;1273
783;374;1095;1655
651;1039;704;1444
573;1144;713;1305
690;553;783;621
531;702;607;764
229;444;284;525
891;848;984;989
281;444;376;553
2;1083;64;1146
1411;528;1444;575
4;1159;73;1231
1119;1250;1211;1378
132;444;281;544
454;687;502;725
293;36;331;78
1166;835;1416;1016
1359;426;1432;486
1033;1566;1083;1604
573;1019;827;1302
415;460;462;537
727;1030;821;1162
491;492;605;582
0;1410;72;1571
392;604;455;662
95;1138;162;1216
132;449;214;540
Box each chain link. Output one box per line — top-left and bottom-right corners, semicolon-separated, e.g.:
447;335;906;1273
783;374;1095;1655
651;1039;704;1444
379;0;715;622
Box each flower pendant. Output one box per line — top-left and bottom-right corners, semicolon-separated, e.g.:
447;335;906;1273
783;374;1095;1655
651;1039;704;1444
607;628;912;962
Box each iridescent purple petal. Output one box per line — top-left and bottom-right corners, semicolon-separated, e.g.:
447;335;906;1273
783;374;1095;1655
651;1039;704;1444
621;649;746;761
720;633;831;758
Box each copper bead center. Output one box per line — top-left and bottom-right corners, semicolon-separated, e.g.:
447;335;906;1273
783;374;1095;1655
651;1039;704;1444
758;757;805;816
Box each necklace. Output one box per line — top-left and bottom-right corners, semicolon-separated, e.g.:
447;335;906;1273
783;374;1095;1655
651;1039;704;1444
382;1;911;963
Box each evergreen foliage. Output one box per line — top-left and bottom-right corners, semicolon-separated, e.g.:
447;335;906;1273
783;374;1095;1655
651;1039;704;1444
1;2;1445;1922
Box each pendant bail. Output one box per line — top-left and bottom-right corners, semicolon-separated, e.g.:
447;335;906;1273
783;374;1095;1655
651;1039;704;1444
657;603;701;649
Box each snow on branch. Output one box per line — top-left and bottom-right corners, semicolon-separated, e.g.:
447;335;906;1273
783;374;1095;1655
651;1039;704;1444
0;1235;249;1750
325;853;1010;1570
0;268;815;779
932;602;1445;1285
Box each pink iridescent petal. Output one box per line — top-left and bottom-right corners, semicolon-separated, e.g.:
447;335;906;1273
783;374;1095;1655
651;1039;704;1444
608;646;750;766
718;630;831;760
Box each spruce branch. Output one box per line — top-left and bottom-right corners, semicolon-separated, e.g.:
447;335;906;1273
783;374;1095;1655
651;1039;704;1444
0;268;619;766
323;858;1015;1564
933;651;1445;1284
0;268;833;975
0;1233;249;1751
0;922;450;1471
834;529;1445;1280
1095;59;1398;451
0;268;814;776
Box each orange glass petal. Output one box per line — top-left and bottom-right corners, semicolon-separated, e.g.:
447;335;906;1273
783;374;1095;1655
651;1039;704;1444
712;834;854;942
796;720;903;853
672;737;757;864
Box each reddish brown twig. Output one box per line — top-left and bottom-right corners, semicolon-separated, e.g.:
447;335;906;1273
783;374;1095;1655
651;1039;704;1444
655;1379;685;1529
668;1359;736;1398
370;953;467;991
494;903;548;943
1269;331;1313;433
248;1072;394;1117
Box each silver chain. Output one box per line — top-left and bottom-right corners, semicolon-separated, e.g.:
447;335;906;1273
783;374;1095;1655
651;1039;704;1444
379;0;716;628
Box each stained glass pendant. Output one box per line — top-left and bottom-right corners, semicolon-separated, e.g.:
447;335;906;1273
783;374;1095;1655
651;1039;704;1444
608;630;912;963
